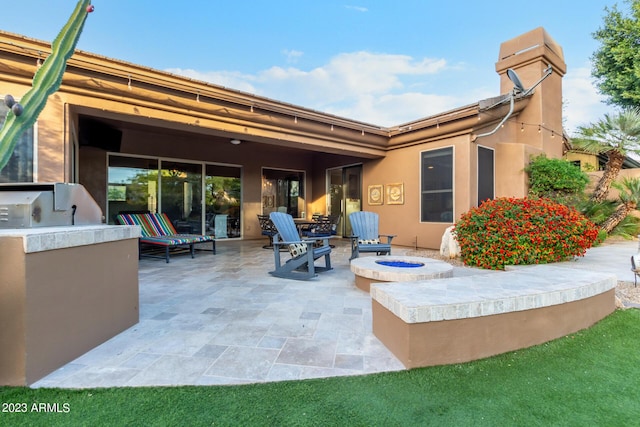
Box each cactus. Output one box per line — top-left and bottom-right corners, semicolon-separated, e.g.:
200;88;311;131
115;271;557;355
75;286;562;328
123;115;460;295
0;1;94;172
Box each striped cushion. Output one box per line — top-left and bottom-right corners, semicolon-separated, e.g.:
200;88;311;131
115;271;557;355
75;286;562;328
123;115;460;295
117;213;180;237
141;236;198;246
117;213;178;237
116;213;214;243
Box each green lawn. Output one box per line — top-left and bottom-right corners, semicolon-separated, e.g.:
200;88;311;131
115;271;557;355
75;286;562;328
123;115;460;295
2;309;639;426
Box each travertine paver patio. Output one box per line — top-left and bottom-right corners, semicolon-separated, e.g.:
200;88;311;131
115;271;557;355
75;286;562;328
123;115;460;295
31;237;637;388
32;239;410;387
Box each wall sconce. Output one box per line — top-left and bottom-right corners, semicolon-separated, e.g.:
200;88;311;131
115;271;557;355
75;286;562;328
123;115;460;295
230;139;242;145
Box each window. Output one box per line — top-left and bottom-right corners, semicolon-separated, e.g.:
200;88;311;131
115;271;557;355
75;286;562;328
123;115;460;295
478;146;494;204
421;147;453;222
0;101;35;182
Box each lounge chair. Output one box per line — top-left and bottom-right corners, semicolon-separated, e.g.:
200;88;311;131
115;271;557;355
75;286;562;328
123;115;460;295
116;212;215;263
269;212;332;280
348;211;396;260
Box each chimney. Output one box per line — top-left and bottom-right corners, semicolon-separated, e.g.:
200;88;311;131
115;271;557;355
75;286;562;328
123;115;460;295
495;27;567;157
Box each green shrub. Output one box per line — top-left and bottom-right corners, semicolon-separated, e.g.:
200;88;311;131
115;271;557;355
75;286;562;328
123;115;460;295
525;155;589;202
454;197;599;270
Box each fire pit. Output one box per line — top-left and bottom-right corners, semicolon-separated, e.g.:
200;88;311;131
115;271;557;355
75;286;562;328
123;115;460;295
350;255;453;292
375;260;425;268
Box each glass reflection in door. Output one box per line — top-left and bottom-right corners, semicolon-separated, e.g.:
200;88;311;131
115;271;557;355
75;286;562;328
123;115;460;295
205;164;241;238
327;165;362;236
107;156;158;223
262;168;305;217
160;161;202;233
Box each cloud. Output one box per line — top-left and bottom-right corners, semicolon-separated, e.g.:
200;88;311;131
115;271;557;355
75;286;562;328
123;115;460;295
562;65;617;134
344;5;368;12
327;92;461;126
256;51;446;102
281;49;303;63
254;51;449;125
167;51;498;126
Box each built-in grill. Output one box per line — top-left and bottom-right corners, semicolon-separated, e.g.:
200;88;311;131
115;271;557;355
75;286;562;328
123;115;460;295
0;183;103;228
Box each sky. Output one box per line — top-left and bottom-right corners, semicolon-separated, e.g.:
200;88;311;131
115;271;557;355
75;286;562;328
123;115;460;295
0;0;626;134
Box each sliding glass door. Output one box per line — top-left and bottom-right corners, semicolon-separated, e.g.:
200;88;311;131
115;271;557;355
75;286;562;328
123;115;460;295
327;165;362;237
160;161;203;233
205;164;241;238
108;155;242;238
107;156;158;221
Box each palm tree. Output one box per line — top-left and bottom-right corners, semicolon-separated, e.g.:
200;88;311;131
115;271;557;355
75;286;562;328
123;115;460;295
571;108;640;203
600;177;640;234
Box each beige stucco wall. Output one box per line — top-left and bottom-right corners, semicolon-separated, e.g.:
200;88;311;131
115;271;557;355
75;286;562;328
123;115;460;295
362;135;472;249
0;234;139;386
565;152;599;171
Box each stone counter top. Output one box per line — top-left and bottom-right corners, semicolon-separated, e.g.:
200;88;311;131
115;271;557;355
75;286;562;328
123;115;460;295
370;264;616;323
0;225;140;253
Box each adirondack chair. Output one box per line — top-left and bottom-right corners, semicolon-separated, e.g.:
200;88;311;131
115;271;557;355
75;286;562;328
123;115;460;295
269;212;332;280
348;211;396;260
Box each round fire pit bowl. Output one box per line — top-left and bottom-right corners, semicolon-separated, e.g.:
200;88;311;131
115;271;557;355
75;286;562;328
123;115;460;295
350;255;453;292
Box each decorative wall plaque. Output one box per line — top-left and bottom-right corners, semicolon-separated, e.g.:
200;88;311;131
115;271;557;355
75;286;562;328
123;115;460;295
368;184;383;205
386;183;404;205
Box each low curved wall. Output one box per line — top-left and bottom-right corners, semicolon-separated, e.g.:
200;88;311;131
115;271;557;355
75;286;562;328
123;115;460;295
370;265;616;369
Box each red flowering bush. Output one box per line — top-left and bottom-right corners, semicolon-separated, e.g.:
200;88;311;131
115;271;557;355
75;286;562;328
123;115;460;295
454;197;599;270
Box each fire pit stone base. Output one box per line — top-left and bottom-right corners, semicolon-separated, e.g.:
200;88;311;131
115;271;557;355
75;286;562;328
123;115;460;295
350;255;453;292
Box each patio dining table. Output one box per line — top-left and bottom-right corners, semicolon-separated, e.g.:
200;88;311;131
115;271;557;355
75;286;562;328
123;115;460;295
293;218;317;236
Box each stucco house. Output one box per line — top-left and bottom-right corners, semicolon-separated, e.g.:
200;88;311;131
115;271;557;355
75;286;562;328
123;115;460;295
0;26;566;249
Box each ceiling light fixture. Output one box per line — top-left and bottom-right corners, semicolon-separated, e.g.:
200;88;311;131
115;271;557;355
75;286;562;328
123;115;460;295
230;139;242;145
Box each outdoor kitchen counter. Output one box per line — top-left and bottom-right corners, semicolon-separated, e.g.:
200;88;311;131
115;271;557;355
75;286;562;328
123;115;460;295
0;225;140;386
0;224;140;252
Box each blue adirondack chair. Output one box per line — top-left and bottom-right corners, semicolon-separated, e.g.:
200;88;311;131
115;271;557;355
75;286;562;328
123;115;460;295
269;212;333;280
348;211;396;260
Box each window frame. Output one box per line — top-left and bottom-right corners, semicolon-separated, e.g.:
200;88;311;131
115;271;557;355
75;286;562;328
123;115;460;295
477;145;495;205
420;146;454;223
